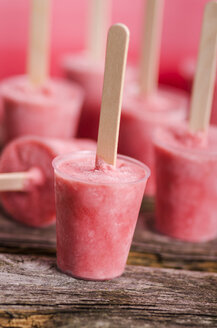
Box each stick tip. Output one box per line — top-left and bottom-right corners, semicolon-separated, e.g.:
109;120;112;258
108;23;130;38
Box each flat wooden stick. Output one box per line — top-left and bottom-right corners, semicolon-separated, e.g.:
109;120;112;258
139;0;164;96
27;0;51;86
87;0;111;61
189;1;217;132
0;172;31;192
96;24;129;166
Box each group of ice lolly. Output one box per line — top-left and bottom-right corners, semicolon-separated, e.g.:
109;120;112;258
0;0;217;281
64;0;217;244
0;21;149;280
0;0;96;228
0;0;150;281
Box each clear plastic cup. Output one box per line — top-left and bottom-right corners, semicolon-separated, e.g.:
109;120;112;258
154;123;217;242
53;150;150;280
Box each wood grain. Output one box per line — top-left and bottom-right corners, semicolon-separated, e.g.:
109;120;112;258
0;253;216;328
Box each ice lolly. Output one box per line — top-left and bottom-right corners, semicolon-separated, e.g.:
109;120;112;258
155;124;217;242
154;0;217;242
62;0;111;140
54;24;150;280
118;0;188;196
53;151;149;280
0;136;96;227
1;0;84;142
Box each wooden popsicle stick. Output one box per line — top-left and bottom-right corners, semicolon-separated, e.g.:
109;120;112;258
189;1;217;132
139;0;164;96
27;0;51;86
96;24;129;166
0;172;31;192
87;0;111;61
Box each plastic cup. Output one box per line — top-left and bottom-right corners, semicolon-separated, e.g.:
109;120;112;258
154;123;217;242
53;150;150;280
0;75;84;142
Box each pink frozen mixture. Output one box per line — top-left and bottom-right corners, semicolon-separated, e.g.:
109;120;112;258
155;123;217;242
54;151;149;280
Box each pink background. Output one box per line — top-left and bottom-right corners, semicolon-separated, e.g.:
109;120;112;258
0;0;209;83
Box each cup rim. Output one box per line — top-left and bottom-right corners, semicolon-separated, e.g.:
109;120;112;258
0;74;84;108
52;150;150;186
153;124;217;160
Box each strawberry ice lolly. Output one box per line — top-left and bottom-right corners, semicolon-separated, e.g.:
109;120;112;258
0;136;96;227
154;124;217;242
61;0;111;140
0;76;84;142
53;151;149;280
118;0;188;196
0;1;85;142
54;24;150;280
154;0;217;242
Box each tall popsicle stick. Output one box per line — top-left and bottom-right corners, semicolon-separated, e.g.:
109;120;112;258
27;0;51;86
0;172;31;192
87;0;111;61
96;24;129;166
139;0;164;96
189;1;217;132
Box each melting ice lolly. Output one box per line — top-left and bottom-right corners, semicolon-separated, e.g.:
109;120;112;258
0;136;96;227
118;0;188;196
154;0;217;242
1;0;83;142
53;24;150;280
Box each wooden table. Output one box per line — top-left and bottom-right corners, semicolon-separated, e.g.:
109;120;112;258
0;201;216;328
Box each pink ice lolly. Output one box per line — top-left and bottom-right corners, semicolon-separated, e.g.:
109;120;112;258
53;151;150;280
0;75;84;142
119;84;188;195
154;123;217;242
0;136;96;227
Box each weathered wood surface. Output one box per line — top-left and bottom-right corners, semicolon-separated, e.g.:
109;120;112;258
0;208;216;272
0;210;56;253
133;212;217;272
0;253;216;328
